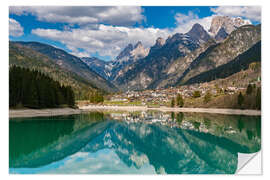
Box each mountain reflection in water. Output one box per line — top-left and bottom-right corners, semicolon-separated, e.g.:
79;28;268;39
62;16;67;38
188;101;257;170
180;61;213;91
9;111;261;174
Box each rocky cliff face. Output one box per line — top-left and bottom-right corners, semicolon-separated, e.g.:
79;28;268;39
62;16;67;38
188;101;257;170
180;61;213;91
81;57;111;80
156;39;218;89
209;16;251;41
113;32;200;90
148;37;166;55
110;41;149;80
187;23;211;43
114;41;149;64
214;27;229;42
115;43;134;62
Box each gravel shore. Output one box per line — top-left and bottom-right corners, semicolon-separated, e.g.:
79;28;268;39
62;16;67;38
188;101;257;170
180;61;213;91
9;108;83;118
9;105;261;118
80;105;261;116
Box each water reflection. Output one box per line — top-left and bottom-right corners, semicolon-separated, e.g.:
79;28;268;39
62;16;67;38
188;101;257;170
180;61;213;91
9;111;261;174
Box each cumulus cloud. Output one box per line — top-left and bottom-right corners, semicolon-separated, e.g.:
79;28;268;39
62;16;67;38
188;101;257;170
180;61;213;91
174;11;199;25
32;25;170;58
9;18;24;37
173;11;213;33
172;6;260;34
9;6;145;26
211;6;261;22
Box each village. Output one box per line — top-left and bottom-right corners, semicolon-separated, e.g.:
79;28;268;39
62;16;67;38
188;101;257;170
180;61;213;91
107;82;250;106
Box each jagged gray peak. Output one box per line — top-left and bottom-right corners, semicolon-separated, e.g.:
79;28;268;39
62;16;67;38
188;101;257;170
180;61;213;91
116;43;133;61
186;23;211;43
148;37;165;54
134;41;143;48
155;37;166;47
209;16;251;36
114;41;148;63
215;27;229;42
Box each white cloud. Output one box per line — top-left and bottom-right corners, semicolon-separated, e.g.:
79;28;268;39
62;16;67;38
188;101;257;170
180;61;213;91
70;51;91;58
32;25;170;58
211;6;261;22
175;11;199;25
172;6;260;34
173;11;213;33
9;6;145;26
9;18;24;37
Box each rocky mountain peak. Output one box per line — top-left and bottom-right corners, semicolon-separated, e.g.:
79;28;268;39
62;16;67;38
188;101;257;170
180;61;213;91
134;41;143;48
214;27;229;42
131;41;149;60
148;37;166;54
116;43;134;61
167;33;184;42
186;23;211;43
189;23;205;32
114;41;148;64
155;37;165;47
209;16;250;36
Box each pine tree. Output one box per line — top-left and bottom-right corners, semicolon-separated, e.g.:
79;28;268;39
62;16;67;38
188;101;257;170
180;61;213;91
246;84;253;95
193;91;201;98
204;91;212;104
238;92;244;107
171;98;175;107
176;112;183;124
256;87;261;110
176;94;184;107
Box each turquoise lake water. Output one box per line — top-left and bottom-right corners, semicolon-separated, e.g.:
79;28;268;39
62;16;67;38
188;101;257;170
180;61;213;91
9;111;261;174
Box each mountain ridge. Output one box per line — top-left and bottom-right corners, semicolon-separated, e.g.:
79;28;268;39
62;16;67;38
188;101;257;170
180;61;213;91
12;41;118;93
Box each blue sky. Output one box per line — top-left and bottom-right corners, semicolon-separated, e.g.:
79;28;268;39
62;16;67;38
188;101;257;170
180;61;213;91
9;6;261;61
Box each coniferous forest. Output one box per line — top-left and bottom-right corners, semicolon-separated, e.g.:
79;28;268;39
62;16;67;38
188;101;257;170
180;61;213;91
9;66;75;108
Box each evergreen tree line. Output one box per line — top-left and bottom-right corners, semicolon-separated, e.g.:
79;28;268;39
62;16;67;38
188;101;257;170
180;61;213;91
171;94;184;107
88;91;104;103
238;84;261;110
9;66;75;108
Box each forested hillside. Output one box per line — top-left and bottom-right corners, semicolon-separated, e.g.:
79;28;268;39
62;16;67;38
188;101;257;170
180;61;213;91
9;42;104;100
9;66;75;108
13;41;118;93
185;41;261;85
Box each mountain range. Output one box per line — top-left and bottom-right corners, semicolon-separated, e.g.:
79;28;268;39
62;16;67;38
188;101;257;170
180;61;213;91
81;41;149;81
9;16;261;95
110;16;260;91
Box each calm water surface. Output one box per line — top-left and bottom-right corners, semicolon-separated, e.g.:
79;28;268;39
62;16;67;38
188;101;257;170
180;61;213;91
9;111;261;174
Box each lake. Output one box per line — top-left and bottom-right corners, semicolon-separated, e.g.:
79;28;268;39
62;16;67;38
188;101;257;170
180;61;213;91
9;111;261;174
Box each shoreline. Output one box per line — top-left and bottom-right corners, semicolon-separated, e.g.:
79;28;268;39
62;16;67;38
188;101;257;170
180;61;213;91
9;105;261;118
9;108;83;118
80;105;261;116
